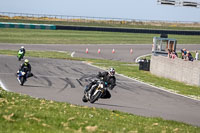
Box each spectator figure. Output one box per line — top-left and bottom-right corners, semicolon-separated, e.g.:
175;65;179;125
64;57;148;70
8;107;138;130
167;49;171;58
174;50;178;57
171;50;178;59
181;48;187;60
186;51;193;61
195;51;199;60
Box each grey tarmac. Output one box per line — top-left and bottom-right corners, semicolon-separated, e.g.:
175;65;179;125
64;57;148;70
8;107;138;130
1;43;200;62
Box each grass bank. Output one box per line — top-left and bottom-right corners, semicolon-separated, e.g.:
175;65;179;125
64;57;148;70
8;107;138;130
1;87;199;133
0;28;200;44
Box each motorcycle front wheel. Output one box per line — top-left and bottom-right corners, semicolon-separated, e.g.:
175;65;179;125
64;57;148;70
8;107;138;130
82;95;88;102
20;76;25;86
90;91;102;104
18;57;21;61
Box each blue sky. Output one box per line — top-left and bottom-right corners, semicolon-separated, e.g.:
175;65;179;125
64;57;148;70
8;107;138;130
0;0;200;22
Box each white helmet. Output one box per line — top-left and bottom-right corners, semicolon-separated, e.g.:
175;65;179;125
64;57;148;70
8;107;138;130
24;59;29;64
109;68;115;76
21;46;24;49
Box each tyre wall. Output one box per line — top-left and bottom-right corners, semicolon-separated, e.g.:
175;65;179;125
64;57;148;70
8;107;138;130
150;55;200;86
0;22;56;30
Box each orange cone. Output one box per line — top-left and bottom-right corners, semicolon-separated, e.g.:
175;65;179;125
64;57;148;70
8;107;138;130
98;48;101;54
86;48;89;54
130;48;133;54
112;48;115;54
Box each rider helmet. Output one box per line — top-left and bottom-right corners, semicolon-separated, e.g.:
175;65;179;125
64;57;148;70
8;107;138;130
21;46;24;49
24;59;29;65
109;68;115;76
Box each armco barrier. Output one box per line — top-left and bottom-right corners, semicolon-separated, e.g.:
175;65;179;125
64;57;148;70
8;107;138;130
56;25;200;35
0;22;56;30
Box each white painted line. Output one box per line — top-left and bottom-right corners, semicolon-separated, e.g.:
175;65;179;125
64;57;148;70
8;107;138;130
0;80;9;91
83;61;200;102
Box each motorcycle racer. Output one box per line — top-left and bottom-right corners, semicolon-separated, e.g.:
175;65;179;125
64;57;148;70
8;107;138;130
18;46;26;59
84;68;116;99
17;59;33;81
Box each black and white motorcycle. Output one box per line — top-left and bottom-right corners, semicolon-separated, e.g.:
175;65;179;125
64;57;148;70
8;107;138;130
82;79;109;103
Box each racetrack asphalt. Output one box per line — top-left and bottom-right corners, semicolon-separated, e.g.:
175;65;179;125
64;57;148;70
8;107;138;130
1;43;200;126
1;43;200;62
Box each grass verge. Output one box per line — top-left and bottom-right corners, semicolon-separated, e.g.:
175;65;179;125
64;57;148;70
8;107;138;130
1;87;200;133
0;28;200;44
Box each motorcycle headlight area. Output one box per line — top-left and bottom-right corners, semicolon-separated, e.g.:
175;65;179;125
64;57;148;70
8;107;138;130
100;84;104;88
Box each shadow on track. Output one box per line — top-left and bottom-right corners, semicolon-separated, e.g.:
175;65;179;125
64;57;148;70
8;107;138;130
22;85;45;88
94;102;138;109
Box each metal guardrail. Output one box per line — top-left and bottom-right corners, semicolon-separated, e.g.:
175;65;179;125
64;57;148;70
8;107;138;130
0;11;199;24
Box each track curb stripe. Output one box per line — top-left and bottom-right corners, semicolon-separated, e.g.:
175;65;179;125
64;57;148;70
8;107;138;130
0;80;9;91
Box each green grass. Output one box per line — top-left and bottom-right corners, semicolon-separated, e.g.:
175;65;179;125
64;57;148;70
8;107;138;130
1;88;199;133
0;28;200;44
